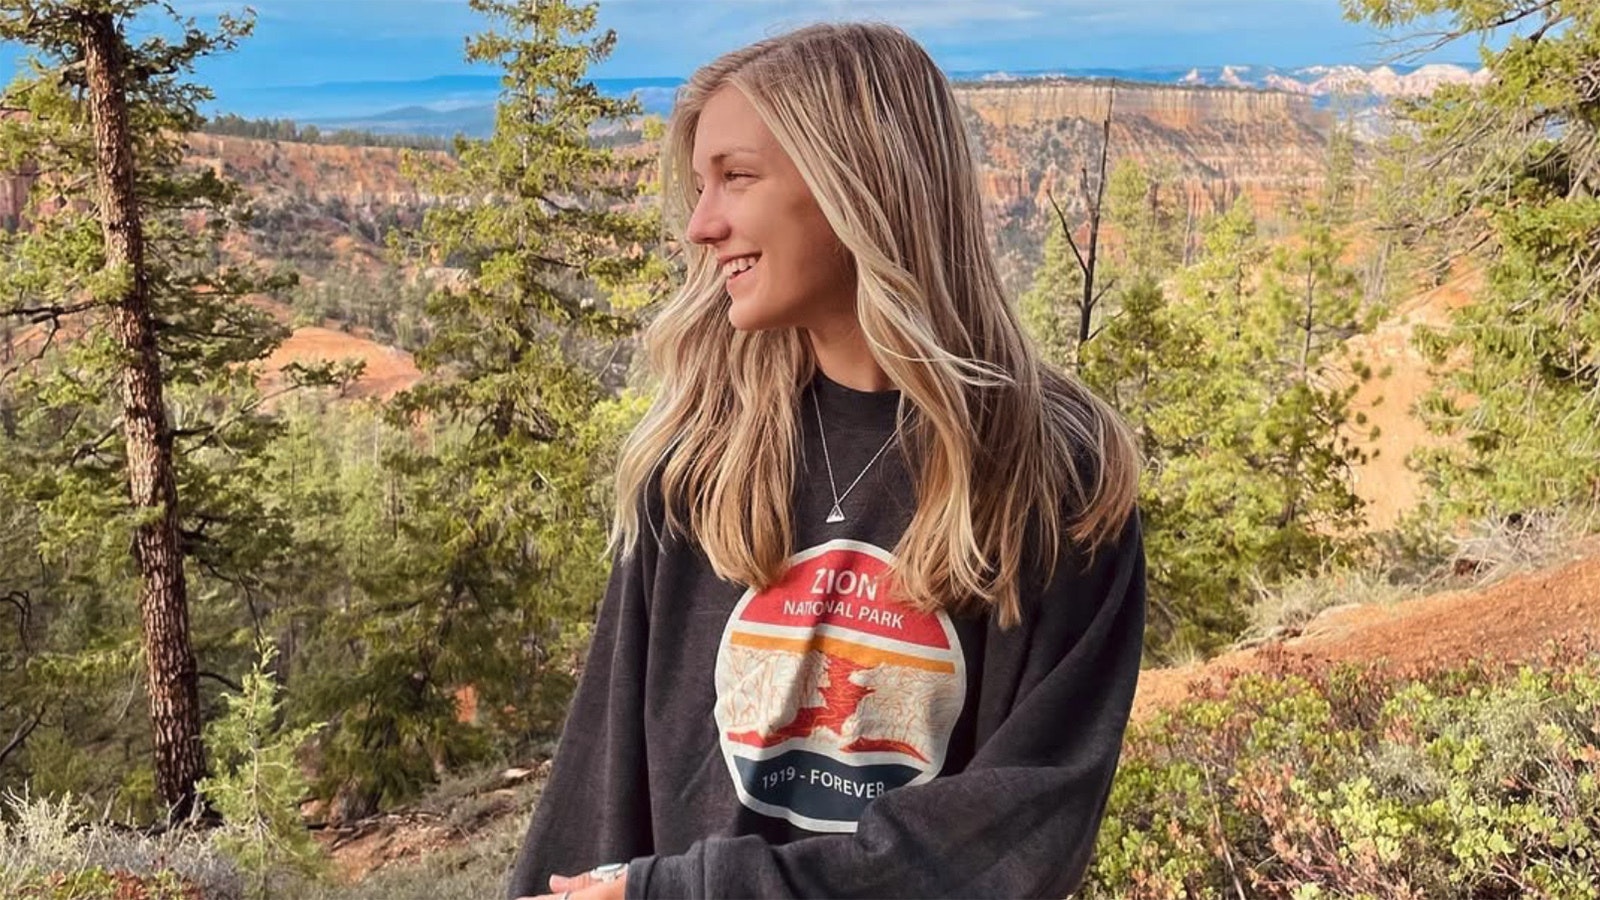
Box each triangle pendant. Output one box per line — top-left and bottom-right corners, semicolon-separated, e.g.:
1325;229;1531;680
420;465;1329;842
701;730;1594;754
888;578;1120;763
826;504;846;524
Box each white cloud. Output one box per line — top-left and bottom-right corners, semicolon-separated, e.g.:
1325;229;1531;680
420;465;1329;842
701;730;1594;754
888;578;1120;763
776;0;1047;30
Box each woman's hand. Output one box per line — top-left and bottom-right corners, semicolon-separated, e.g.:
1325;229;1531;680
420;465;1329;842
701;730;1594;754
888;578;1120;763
518;868;628;900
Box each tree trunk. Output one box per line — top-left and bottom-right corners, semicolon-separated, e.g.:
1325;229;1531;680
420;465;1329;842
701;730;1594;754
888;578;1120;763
1181;200;1196;267
1;318;15;439
1077;91;1113;352
1069;86;1113;368
81;11;206;820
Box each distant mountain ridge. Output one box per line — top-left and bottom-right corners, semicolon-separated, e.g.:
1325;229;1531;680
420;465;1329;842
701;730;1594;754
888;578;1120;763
215;62;1482;138
1172;63;1489;97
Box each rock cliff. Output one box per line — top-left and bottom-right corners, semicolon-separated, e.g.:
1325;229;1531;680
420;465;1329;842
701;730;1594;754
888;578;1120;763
2;80;1337;290
184;133;447;208
953;79;1336;289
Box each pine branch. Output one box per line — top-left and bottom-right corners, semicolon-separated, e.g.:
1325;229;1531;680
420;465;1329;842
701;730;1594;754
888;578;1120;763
1370;0;1563;62
0;318;63;388
5;299;101;322
0;708;44;770
198;669;243;693
2;590;31;657
1046;190;1088;275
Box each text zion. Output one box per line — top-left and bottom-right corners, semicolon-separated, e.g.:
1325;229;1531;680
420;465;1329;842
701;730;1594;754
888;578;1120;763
810;566;881;601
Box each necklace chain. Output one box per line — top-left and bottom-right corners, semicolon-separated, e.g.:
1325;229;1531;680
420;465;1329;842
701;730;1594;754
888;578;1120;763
812;388;898;524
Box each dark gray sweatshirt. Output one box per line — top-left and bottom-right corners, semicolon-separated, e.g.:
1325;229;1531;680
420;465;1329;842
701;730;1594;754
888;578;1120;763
507;373;1146;899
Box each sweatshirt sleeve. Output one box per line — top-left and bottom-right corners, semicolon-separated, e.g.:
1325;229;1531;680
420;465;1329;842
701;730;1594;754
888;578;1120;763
625;509;1146;900
505;496;664;900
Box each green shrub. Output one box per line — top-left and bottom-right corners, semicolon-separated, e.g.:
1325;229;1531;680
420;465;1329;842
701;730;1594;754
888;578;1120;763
1083;640;1600;899
199;644;327;898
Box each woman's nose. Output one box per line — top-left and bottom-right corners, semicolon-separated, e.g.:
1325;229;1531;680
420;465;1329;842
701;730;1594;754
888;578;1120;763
686;192;728;245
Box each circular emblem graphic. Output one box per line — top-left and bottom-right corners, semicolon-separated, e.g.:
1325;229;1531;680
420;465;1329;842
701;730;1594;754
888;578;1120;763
713;539;966;832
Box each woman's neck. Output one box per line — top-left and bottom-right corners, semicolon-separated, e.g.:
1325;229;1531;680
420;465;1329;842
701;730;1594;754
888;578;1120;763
805;319;892;392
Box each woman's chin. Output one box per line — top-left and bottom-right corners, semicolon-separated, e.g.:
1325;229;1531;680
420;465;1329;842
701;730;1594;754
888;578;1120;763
726;297;783;332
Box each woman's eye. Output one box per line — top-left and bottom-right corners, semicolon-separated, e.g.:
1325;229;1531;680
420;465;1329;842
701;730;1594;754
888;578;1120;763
692;173;750;195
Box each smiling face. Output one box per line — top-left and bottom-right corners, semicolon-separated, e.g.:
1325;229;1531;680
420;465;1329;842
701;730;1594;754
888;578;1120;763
687;85;857;333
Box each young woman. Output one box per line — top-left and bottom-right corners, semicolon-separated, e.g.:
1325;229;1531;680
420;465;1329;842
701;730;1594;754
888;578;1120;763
510;21;1145;900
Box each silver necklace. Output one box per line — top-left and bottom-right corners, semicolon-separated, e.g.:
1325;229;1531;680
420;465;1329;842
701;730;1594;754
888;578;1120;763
811;388;898;524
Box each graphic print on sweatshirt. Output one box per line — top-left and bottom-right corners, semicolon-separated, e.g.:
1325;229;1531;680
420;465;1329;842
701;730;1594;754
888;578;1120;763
713;539;966;833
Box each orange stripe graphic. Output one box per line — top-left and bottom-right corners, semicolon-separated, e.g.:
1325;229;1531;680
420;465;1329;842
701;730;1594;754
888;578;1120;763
729;631;956;674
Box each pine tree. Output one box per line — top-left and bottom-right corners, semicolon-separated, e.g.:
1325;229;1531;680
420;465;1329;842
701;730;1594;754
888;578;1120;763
1103;159;1183;284
298;0;668;815
1250;141;1376;562
0;1;331;819
1343;0;1600;518
199;643;324;898
1023;163;1254;655
1072;158;1378;658
1018;222;1084;371
1157;158;1374;654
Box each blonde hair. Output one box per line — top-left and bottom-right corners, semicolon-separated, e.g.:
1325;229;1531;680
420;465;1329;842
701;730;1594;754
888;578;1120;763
612;22;1137;626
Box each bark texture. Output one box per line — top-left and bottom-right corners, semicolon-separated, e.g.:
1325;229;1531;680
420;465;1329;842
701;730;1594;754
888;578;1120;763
81;10;206;819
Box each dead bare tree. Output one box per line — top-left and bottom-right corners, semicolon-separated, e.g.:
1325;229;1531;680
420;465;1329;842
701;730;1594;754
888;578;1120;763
1045;85;1116;368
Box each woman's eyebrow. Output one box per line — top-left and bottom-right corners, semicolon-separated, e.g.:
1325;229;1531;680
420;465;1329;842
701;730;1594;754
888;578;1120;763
709;146;762;162
693;146;764;173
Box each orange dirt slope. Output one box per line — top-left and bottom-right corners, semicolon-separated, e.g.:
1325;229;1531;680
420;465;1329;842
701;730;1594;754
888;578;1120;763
1341;268;1481;529
1133;534;1600;719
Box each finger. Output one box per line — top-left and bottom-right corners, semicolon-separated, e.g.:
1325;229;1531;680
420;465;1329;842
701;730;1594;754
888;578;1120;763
551;872;596;892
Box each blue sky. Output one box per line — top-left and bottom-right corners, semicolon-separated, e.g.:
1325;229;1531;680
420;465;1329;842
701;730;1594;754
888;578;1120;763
2;0;1481;113
184;0;1438;81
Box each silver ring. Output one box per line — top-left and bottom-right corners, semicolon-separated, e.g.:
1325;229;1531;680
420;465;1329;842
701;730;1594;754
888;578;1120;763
559;892;570;900
589;862;628;883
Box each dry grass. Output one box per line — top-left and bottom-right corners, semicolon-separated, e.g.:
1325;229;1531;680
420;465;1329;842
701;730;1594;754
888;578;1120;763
0;774;533;900
1244;501;1599;648
1441;504;1600;586
1246;565;1410;642
0;790;244;899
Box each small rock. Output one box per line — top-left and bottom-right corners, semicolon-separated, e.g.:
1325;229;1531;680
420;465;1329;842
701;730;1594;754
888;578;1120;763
1306;602;1364;630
